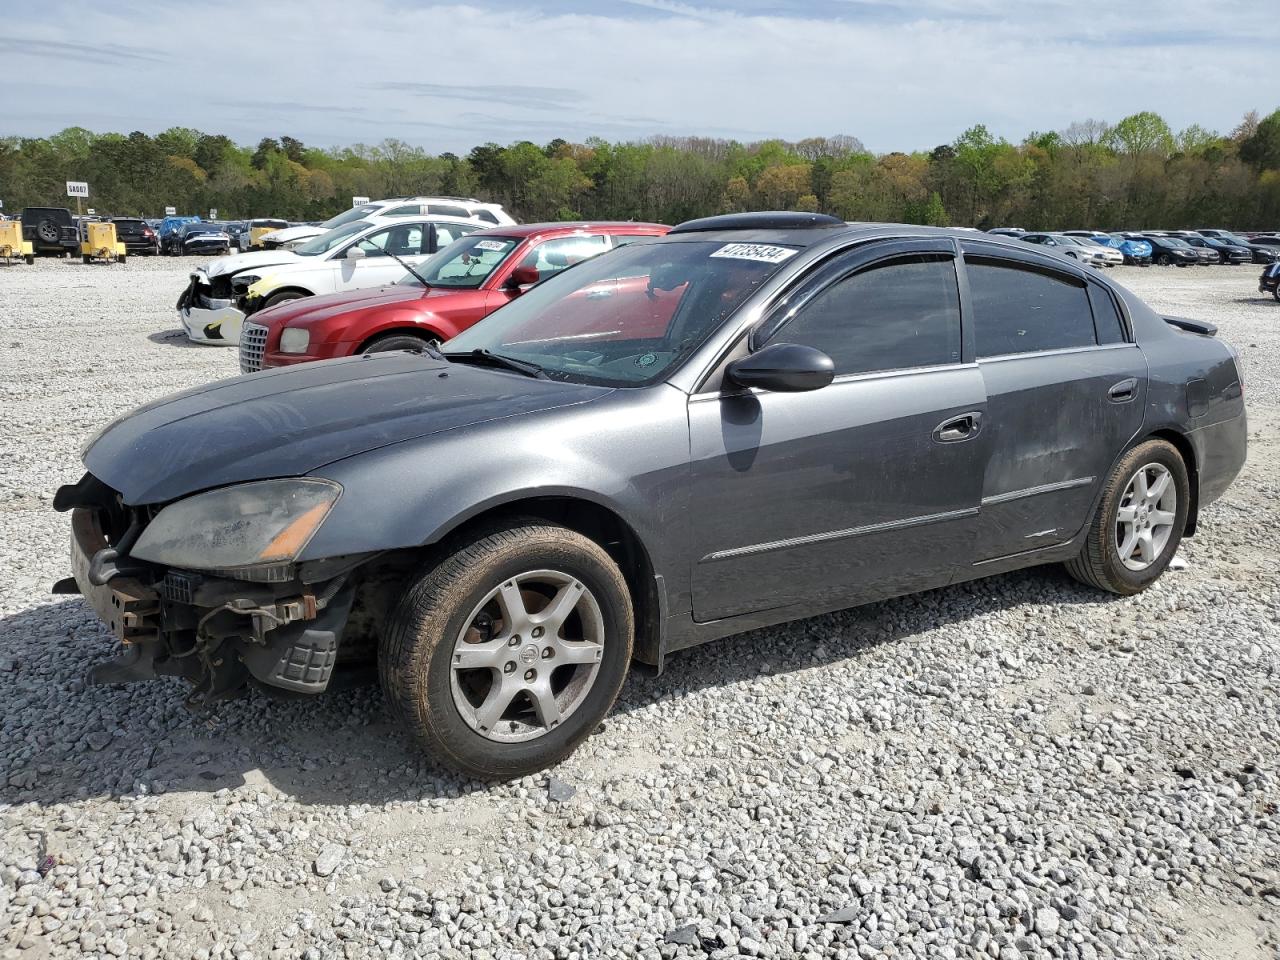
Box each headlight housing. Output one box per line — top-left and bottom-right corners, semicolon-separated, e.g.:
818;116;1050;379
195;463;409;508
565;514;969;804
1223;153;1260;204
279;327;310;353
230;274;261;293
131;479;341;579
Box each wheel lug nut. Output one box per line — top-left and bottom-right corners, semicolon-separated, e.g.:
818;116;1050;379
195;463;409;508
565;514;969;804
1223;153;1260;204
532;626;544;639
542;647;553;659
504;662;516;674
508;635;521;646
524;669;536;682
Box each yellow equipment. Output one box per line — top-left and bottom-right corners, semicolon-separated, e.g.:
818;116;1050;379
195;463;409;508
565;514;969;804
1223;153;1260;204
81;221;127;264
248;225;278;249
0;220;34;265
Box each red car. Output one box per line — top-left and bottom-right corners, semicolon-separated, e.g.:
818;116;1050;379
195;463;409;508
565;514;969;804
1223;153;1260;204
239;221;669;372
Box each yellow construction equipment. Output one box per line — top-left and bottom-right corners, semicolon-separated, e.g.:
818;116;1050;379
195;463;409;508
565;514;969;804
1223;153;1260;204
81;221;127;264
248;224;279;249
0;220;35;265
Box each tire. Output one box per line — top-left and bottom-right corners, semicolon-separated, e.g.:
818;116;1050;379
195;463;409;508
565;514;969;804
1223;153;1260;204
82;254;91;265
380;521;634;779
1065;439;1190;596
118;255;126;265
1157;254;1171;266
24;255;34;265
360;333;440;355
1273;286;1280;303
263;290;306;310
36;219;59;244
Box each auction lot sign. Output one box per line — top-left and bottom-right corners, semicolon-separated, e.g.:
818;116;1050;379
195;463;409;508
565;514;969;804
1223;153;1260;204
66;181;89;198
352;196;370;207
164;206;176;216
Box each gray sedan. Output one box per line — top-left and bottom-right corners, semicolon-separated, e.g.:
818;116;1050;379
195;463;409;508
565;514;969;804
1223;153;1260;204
56;213;1247;777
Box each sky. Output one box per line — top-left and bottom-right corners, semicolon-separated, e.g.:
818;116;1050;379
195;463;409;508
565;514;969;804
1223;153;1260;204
3;0;1276;154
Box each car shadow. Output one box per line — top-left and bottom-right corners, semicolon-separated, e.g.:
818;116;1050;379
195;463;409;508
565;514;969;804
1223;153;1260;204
145;330;216;349
0;565;1117;809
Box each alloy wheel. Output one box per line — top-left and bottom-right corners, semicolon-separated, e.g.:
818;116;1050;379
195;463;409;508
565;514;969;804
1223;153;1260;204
1116;463;1177;571
449;569;605;743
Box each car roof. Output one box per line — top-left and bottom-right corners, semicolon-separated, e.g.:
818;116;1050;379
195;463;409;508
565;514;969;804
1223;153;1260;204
466;221;669;240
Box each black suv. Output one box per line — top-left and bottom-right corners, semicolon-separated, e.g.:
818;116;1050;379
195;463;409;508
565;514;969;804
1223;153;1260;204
111;218;160;256
21;207;79;257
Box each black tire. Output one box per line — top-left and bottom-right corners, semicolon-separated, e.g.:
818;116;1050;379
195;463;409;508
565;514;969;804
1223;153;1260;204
118;255;126;265
24;255;34;265
1065;439;1190;596
380;521;634;779
360;333;440;354
81;254;91;265
1157;254;1171;266
36;219;59;244
263;290;306;310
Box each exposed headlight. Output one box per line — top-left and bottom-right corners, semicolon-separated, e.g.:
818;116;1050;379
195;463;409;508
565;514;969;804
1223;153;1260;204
131;479;341;575
231;274;261;292
279;328;310;353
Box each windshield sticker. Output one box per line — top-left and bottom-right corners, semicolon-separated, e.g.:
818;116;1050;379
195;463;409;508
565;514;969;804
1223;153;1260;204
475;239;508;252
710;243;797;264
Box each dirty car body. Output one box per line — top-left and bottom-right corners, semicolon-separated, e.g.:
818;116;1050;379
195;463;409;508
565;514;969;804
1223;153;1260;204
57;213;1247;776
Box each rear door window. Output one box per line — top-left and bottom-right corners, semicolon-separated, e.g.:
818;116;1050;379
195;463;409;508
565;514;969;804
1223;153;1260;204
965;258;1097;358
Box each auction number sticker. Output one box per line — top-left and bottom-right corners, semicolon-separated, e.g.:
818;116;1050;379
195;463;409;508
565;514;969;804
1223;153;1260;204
710;243;797;264
475;239;508;252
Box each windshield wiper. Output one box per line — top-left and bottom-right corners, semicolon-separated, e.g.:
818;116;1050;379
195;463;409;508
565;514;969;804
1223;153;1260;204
378;247;432;288
441;348;547;379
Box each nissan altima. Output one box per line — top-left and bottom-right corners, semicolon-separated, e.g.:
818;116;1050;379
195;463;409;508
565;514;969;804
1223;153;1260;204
55;212;1246;778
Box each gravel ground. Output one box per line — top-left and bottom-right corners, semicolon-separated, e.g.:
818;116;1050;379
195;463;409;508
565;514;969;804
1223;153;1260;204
0;256;1277;960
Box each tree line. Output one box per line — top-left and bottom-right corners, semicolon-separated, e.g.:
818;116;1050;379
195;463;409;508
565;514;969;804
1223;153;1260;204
2;108;1279;229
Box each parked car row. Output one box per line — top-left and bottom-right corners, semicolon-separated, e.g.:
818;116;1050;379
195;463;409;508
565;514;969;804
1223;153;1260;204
60;210;1248;777
989;226;1280;267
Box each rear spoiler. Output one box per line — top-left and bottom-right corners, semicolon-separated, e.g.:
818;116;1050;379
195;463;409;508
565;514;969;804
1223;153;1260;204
1164;315;1217;337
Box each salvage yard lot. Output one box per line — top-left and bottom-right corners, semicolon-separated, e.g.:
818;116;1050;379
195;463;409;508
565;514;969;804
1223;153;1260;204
1;258;1277;959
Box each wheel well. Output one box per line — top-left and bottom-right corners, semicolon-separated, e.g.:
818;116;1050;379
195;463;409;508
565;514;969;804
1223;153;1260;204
356;327;443;353
263;287;312;304
1145;428;1199;535
433;497;663;667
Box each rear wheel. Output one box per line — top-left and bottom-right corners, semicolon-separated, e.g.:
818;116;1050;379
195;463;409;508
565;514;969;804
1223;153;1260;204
1065;439;1189;595
360;332;440;354
379;522;633;779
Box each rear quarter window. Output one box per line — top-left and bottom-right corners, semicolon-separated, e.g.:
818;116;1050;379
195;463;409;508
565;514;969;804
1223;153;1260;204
1087;284;1127;344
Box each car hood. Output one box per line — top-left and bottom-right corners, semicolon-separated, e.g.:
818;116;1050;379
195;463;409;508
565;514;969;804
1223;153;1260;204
262;285;469;328
83;353;612;504
260;225;323;244
202;249;302;279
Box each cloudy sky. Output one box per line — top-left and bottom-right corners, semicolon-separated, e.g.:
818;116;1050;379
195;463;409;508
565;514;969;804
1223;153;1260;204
4;0;1274;153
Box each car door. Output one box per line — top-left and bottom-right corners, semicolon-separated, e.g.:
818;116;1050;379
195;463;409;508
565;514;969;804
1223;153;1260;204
334;222;433;293
687;239;990;622
959;241;1146;563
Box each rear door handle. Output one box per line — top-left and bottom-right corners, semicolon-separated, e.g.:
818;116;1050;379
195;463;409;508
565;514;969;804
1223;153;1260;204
933;412;983;443
1108;378;1138;402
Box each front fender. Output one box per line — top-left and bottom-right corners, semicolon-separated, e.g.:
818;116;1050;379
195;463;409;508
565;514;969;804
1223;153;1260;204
297;387;692;583
346;312;456;349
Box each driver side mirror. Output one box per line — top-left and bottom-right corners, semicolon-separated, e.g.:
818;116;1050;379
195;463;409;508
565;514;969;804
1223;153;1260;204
345;246;367;260
506;265;540;289
726;342;835;393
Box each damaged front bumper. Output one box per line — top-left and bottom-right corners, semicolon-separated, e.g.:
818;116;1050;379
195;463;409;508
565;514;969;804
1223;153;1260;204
176;272;245;345
62;497;358;707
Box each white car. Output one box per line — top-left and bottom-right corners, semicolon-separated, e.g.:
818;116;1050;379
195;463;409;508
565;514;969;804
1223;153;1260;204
175;217;482;345
257;197;515;250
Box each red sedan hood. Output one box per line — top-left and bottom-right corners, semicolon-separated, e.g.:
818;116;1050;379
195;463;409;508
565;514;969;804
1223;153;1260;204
258;284;469;328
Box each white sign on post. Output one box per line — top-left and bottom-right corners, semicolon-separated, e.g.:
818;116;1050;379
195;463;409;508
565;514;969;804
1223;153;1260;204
86;208;96;215
164;206;177;216
66;181;89;198
352;196;370;207
209;208;218;219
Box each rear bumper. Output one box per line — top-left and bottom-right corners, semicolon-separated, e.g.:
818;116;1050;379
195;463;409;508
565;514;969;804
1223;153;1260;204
1190;409;1247;510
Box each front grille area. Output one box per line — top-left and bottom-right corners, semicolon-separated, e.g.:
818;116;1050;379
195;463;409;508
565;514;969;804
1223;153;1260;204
240;322;269;373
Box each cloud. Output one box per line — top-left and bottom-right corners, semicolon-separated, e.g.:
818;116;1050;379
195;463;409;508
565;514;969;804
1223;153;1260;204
1;0;1274;153
371;81;585;111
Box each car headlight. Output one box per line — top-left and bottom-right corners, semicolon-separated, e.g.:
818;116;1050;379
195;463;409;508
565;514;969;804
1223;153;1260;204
231;274;261;292
131;479;341;577
279;328;310;353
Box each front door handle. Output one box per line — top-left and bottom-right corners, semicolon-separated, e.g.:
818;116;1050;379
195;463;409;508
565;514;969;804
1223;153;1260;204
933;411;983;443
1108;378;1138;402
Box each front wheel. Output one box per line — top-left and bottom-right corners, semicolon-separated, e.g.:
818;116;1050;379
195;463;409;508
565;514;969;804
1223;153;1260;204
1065;439;1190;595
380;522;634;779
262;290;305;310
1157;254;1171;266
360;333;440;355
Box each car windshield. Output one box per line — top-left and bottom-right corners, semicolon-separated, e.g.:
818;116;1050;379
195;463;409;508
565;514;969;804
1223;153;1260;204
444;239;799;387
397;235;521;288
293;220;371;256
1053;235;1080;245
1163;237;1191;248
320;205;382;230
